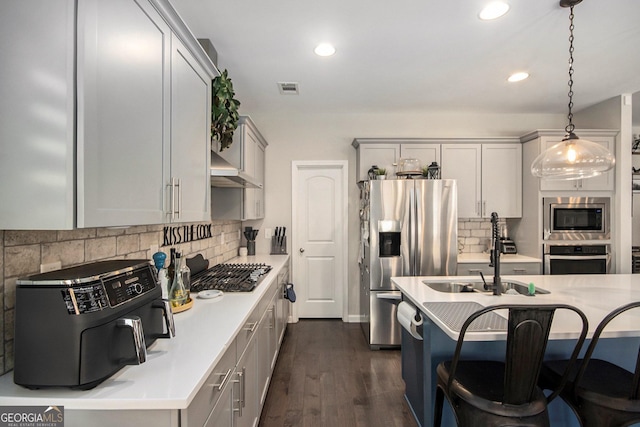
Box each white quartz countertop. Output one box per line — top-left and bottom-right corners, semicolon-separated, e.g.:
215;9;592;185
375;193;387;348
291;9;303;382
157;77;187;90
0;254;289;410
394;274;640;342
458;253;541;263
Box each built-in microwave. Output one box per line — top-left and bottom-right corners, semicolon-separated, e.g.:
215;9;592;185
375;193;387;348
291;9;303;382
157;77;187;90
543;197;610;240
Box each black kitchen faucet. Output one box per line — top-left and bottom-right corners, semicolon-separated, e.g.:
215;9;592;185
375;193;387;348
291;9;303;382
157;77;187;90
488;212;502;296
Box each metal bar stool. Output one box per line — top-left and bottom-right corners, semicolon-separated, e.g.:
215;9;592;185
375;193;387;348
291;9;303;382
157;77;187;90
540;301;640;427
434;304;588;427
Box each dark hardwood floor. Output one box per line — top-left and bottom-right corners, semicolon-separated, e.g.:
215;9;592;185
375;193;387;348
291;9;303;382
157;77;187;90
259;319;418;427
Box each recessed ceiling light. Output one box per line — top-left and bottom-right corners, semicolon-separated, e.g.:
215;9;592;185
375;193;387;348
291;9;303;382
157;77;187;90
479;2;510;20
314;43;336;57
507;72;529;82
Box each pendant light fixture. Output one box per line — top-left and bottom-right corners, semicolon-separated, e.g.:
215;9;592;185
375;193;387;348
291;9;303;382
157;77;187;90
531;0;615;180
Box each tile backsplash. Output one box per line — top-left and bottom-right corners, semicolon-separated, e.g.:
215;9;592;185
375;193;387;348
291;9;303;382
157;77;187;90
0;221;241;376
458;219;492;254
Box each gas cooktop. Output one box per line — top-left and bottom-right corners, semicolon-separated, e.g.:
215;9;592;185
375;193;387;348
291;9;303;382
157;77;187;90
190;263;272;293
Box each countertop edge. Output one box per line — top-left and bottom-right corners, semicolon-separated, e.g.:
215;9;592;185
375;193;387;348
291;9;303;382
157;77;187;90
0;254;290;411
395;274;640;342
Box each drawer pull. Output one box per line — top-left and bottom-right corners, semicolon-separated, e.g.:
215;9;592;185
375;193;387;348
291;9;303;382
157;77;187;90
512;268;528;273
212;368;232;391
244;322;258;333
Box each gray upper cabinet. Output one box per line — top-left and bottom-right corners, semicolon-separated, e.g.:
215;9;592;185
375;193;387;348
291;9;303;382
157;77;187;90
352;138;523;218
216;116;268;186
352;139;440;181
0;0;214;230
77;0;171;227
441;143;522;218
212;117;268;220
168;35;212;223
0;0;76;229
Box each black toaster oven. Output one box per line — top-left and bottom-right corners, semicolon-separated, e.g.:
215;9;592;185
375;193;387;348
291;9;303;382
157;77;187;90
13;260;174;390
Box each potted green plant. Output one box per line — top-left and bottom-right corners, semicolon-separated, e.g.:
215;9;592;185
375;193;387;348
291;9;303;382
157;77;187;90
376;168;387;180
211;69;241;152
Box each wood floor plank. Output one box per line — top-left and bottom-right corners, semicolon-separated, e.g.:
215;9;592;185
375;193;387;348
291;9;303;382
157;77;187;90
259;320;418;427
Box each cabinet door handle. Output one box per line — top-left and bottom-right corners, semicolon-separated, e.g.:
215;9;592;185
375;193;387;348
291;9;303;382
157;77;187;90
482;201;486;217
167;180;175;219
167;177;181;220
477;201;481;216
212;368;232;391
233;371;244;416
175;178;181;219
240;366;246;409
270;307;275;329
244;322;258;333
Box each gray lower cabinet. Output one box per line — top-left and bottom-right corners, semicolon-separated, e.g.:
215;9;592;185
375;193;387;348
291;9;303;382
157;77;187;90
205;380;233;427
458;261;541;276
258;291;278;406
235;323;259;427
182;341;237;427
190;268;288;427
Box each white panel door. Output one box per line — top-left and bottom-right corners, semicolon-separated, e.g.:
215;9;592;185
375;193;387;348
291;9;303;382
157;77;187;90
293;161;348;319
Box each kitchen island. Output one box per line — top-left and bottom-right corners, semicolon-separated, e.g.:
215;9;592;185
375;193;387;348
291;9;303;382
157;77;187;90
394;273;640;427
0;254;290;427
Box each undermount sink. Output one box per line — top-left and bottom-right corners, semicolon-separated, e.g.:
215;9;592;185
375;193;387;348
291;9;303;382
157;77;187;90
423;280;549;295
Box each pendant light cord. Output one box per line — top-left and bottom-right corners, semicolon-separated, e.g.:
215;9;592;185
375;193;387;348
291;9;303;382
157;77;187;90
565;5;576;135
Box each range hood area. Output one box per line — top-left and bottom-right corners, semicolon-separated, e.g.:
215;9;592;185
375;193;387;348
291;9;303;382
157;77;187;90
210;151;261;189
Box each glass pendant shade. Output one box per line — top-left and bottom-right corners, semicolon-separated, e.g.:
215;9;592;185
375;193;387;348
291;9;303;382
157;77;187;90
531;0;616;181
531;132;615;180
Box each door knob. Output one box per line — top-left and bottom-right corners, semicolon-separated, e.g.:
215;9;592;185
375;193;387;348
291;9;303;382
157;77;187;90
299;248;305;253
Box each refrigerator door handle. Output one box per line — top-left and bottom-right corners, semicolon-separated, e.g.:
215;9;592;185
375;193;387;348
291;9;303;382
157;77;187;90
376;293;402;301
409;185;417;275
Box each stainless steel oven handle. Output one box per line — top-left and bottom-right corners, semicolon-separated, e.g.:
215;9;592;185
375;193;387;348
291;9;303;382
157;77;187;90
547;255;608;260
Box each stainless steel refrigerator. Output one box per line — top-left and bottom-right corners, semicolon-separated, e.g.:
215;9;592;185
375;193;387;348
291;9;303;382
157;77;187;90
359;179;457;349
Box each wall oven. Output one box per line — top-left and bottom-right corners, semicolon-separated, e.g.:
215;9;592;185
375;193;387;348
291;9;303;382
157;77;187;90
543;197;610;241
544;244;610;275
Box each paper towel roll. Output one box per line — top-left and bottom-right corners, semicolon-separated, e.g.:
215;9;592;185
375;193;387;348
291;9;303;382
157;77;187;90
397;301;423;340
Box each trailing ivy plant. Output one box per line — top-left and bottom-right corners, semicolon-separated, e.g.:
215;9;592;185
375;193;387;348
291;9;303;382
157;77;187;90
211;69;241;151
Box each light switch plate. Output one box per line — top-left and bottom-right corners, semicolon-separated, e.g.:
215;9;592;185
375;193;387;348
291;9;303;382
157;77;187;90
265;228;272;238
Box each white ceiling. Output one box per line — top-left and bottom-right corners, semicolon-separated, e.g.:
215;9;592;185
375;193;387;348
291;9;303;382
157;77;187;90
170;0;640;125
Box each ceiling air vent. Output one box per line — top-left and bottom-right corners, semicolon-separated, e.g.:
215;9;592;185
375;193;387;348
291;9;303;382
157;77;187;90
278;82;299;95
